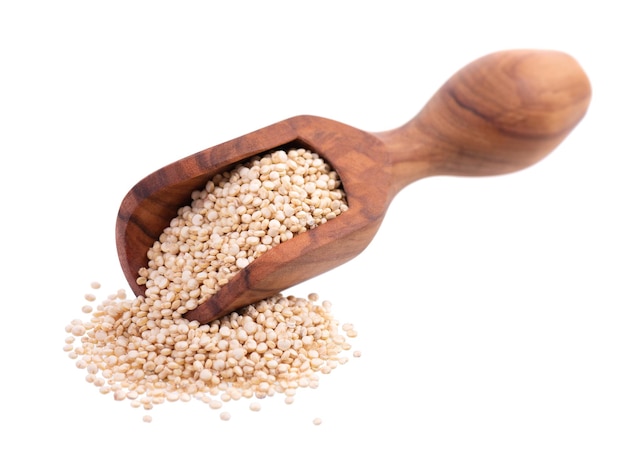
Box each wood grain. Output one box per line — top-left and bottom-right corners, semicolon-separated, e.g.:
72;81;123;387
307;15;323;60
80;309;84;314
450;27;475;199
115;49;591;324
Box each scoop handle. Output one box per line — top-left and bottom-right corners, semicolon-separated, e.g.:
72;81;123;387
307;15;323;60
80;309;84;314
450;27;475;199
375;49;591;194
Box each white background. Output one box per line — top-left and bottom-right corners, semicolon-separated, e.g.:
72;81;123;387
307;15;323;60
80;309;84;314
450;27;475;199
2;1;624;457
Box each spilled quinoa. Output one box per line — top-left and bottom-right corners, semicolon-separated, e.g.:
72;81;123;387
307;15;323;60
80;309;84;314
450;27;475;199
64;148;359;422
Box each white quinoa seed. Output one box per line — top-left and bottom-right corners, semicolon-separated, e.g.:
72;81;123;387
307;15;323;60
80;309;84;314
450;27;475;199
249;402;261;412
208;399;223;410
143;415;152;423
313;417;322;426
64;148;357;421
220;411;231;421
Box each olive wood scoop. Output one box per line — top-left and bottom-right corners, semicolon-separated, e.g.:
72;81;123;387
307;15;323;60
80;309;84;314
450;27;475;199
116;49;591;324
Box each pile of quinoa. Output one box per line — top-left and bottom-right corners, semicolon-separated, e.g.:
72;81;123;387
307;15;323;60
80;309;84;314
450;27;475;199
64;148;359;422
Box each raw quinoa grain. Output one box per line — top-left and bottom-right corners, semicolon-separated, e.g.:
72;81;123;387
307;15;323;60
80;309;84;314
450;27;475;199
64;148;358;422
249;402;261;412
84;293;96;302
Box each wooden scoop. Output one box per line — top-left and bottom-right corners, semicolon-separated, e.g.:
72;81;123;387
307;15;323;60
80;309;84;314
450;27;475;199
116;49;591;324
